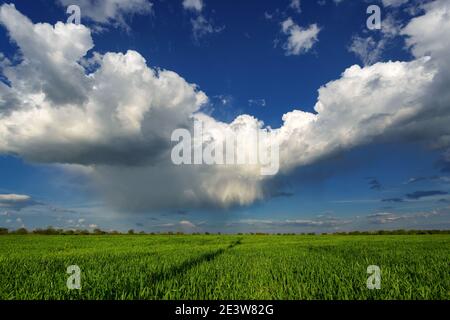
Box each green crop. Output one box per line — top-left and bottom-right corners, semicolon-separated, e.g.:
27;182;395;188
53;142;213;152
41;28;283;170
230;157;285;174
0;235;448;300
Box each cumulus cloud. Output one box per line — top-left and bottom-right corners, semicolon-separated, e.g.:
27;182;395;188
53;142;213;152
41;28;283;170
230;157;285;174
0;4;206;166
1;1;450;212
281;17;321;55
57;0;152;29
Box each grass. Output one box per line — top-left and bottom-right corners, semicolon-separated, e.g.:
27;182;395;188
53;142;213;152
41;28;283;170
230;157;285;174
0;234;448;300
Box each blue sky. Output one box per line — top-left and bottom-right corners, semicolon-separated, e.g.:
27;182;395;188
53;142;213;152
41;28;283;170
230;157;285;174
0;0;450;233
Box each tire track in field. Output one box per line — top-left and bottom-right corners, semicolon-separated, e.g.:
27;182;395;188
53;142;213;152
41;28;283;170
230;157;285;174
149;238;242;283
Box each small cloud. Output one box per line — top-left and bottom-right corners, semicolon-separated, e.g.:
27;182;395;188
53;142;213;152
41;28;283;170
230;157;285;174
382;0;409;8
88;224;98;229
158;223;176;228
212;94;233;107
281;18;321;55
234;216;350;228
381;197;404;203
405;190;448;200
289;0;302;13
264;11;274;20
367;209;449;224
191;15;224;41
179;220;196;228
182;0;223;41
182;0;203;12
366;178;383;191
406;176;450;184
0;194;39;211
349;36;386;66
57;0;153;30
270;191;295;198
248;99;266;107
0;194;30;202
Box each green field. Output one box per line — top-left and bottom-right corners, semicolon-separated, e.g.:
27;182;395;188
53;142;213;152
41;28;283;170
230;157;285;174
0;235;449;300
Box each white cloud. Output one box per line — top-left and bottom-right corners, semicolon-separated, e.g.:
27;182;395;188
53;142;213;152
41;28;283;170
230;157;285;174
181;0;222;40
248;99;266;107
182;0;203;12
290;0;302;13
179;220;196;228
382;0;409;7
0;194;30;202
191;15;223;41
334;0;409;7
0;194;36;210
402;0;450;62
281;18;321;55
1;1;450;212
232;216;351;228
368;208;448;224
0;4;206;165
57;0;152;29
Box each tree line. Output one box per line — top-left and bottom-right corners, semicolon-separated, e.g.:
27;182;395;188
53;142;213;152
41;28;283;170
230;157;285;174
0;227;449;236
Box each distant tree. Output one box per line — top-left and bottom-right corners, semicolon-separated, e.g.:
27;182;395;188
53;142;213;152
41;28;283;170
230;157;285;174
127;229;135;235
43;226;58;235
15;228;28;235
0;227;8;235
93;228;105;235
